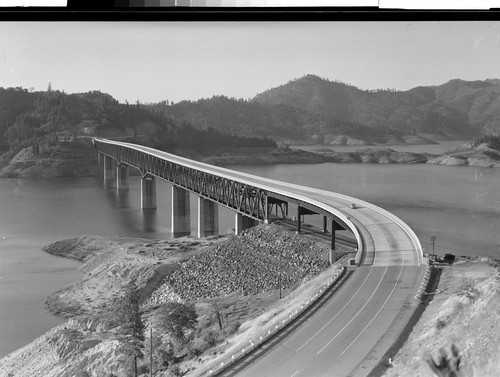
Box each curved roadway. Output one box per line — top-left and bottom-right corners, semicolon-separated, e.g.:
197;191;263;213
95;139;425;377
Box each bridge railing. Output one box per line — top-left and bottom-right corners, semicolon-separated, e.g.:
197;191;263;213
298;187;424;266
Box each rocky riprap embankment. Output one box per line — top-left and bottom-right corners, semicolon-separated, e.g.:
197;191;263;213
149;225;332;303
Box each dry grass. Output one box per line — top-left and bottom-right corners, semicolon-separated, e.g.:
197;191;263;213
180;262;344;377
383;260;500;377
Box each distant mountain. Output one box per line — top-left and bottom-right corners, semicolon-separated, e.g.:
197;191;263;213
432;79;500;134
154;75;500;146
253;75;474;138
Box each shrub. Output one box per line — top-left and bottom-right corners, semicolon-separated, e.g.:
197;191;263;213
154;301;198;343
223;321;241;336
167;365;183;377
137;363;149;375
188;336;212;357
435;317;447;329
443;253;456;263
456;277;480;300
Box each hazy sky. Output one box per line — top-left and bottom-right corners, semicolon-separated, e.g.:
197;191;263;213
1;22;500;103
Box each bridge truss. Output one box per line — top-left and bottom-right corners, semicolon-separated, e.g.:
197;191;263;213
94;139;269;221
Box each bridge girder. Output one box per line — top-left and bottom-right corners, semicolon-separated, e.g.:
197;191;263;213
94;140;268;222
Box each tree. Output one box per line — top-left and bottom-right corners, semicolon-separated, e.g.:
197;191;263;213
210;300;223;330
117;280;145;377
154;302;198;344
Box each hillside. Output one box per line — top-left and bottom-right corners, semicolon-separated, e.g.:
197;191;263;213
383;259;500;377
3;76;500;157
0;87;276;159
254;75;476;140
145;75;500;146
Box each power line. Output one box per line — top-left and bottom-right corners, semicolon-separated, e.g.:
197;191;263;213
420;241;494;255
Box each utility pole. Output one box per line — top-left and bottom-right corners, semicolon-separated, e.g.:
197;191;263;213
431;235;436;259
150;327;153;377
279;249;282;299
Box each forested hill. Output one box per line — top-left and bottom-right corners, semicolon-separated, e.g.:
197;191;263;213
253;75;500;137
0;87;275;156
153;75;500;145
3;75;500;157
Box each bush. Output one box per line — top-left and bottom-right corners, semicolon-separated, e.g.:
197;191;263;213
435;317;447;329
137;363;149;375
443;253;456;263
167;365;183;377
457;278;480;301
188;336;212;357
154;301;198;343
223;321;241;336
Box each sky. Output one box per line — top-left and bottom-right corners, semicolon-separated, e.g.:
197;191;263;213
1;21;500;104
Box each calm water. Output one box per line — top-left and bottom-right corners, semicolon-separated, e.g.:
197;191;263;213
1;161;499;357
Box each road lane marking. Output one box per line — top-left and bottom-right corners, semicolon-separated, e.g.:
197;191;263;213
339;249;406;356
290;370;300;377
296;265;375;352
316;266;389;355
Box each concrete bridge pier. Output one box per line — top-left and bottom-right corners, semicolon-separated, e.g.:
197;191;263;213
103;155;116;189
116;164;129;190
197;197;219;238
141;174;157;209
234;214;258;235
172;186;191;237
329;221;345;265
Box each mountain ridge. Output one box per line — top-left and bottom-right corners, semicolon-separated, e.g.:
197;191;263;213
2;76;500;156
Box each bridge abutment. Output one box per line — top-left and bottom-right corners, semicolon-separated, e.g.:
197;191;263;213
141;175;157;209
116;164;129;190
103;155;116;189
172;186;191;237
235;214;258;235
197;197;219;238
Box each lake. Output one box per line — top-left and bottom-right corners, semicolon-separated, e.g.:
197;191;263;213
0;160;499;358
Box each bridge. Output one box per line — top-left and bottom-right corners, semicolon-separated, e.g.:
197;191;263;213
93;138;425;377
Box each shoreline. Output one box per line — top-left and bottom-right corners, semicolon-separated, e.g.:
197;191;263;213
1;225;351;376
2;140;499;179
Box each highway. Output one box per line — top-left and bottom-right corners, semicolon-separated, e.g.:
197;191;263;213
94;139;424;377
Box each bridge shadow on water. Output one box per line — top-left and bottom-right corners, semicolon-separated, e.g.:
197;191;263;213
104;188;160;236
216;270;354;377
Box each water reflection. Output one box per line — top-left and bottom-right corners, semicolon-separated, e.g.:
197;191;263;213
142;209;157;233
105;188;131;209
117;189;130;209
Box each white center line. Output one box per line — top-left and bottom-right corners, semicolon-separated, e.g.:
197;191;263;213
340;250;406;356
290;370;300;377
316;265;389;355
296;265;375;352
